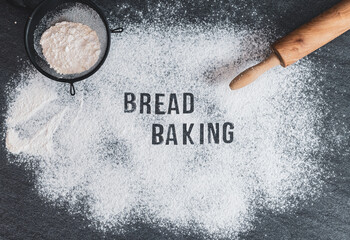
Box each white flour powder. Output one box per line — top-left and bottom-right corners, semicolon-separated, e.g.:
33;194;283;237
40;21;101;75
5;25;326;238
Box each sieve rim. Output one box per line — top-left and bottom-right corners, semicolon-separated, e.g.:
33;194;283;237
24;0;111;84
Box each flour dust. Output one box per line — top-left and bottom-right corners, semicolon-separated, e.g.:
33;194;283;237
5;25;326;238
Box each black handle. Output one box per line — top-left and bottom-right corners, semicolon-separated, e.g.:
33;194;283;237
70;83;76;96
111;27;123;33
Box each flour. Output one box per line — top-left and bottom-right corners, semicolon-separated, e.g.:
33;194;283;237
5;25;327;239
40;21;101;75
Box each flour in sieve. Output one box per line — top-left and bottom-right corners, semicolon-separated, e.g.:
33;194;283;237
40;21;101;75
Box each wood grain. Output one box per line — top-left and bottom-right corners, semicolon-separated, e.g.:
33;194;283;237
272;0;350;67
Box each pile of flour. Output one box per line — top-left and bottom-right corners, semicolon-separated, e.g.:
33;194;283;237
5;25;327;238
40;21;101;75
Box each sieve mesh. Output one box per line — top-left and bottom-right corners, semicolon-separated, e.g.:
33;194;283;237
32;2;108;80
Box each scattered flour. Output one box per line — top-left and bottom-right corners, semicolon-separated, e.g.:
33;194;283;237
5;25;326;238
40;21;101;75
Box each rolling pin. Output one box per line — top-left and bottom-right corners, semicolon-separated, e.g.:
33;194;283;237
229;0;350;90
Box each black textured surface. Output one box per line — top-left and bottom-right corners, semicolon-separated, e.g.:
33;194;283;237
1;0;350;239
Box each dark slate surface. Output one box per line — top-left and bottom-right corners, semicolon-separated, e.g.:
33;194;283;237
1;0;350;239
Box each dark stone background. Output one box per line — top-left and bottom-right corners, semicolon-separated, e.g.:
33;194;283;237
1;0;350;239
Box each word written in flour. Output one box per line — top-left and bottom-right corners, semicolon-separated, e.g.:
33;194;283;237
124;92;234;145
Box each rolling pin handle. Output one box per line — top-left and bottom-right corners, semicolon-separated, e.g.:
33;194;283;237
229;53;280;90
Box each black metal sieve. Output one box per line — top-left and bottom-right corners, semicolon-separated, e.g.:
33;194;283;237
23;0;123;95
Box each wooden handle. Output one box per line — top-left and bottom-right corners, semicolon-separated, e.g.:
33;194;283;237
229;53;280;90
272;0;350;67
230;0;350;90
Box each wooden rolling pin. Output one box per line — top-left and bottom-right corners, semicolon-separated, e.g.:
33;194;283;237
229;0;350;90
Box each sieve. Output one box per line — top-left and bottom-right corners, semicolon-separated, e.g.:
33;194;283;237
23;0;123;95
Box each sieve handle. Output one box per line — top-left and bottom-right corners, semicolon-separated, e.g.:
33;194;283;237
70;83;76;96
111;28;123;33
